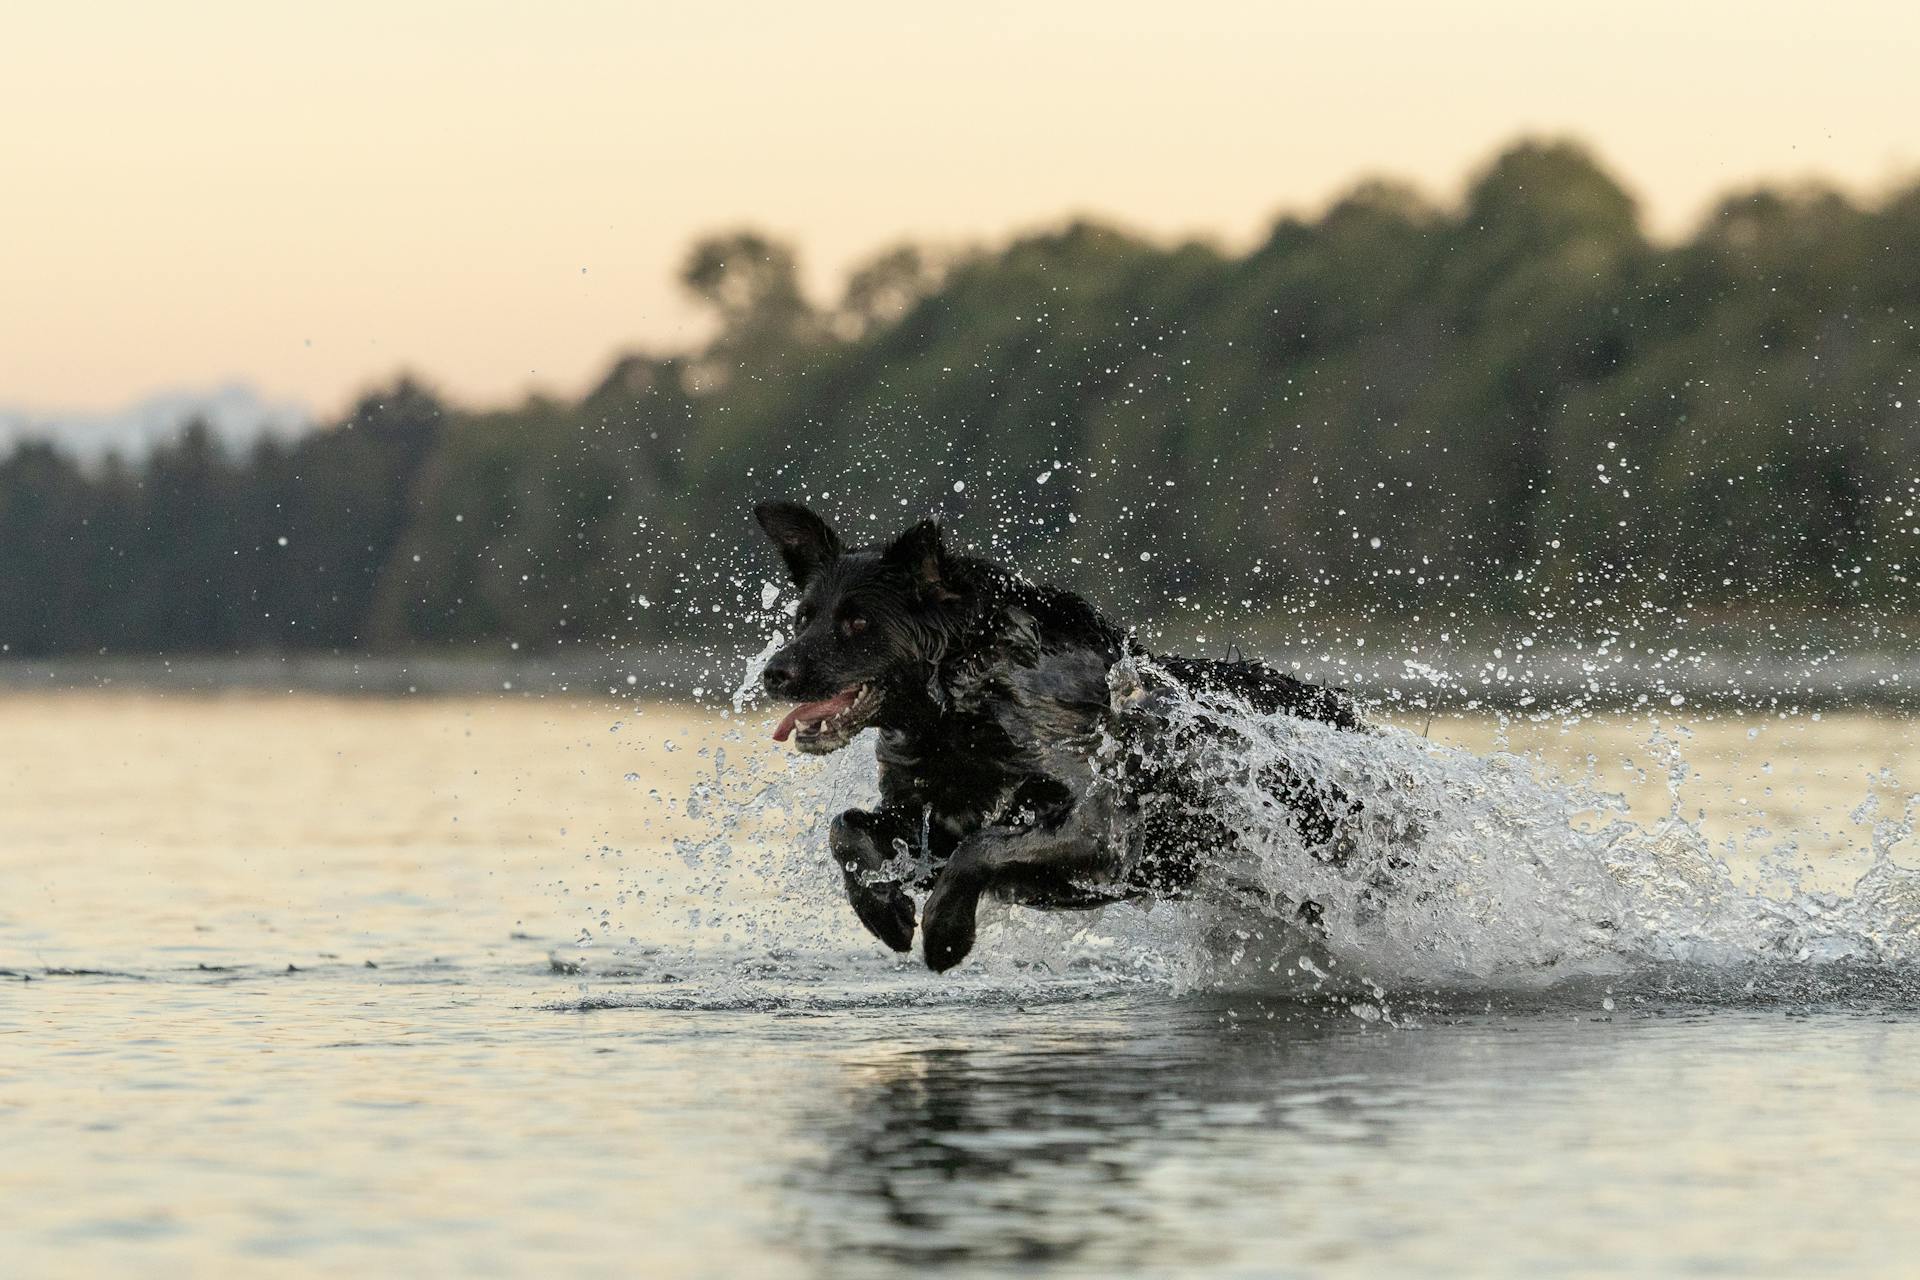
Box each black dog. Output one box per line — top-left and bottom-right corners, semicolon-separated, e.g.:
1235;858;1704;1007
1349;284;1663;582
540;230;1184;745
754;501;1362;971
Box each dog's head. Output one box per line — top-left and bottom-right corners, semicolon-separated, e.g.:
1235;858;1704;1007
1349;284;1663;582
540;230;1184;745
754;501;958;753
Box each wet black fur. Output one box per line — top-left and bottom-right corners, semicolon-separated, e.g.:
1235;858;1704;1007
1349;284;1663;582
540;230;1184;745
755;501;1362;972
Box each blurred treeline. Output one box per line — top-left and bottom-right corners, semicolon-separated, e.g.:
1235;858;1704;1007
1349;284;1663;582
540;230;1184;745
3;139;1916;657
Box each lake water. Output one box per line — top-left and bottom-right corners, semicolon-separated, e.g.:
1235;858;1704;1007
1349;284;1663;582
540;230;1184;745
4;692;1919;1277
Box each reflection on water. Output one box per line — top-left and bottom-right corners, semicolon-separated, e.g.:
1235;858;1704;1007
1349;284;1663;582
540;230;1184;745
781;999;1920;1278
787;1005;1393;1269
4;693;1920;1277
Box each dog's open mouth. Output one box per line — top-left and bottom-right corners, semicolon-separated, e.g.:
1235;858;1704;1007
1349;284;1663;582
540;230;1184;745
772;684;882;754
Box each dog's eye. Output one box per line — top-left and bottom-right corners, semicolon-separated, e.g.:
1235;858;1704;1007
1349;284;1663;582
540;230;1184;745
796;606;815;628
842;616;868;637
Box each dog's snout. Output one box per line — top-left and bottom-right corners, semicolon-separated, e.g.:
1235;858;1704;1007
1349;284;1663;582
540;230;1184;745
762;656;800;697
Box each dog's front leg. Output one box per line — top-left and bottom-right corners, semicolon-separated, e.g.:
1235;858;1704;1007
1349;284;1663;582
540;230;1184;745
828;808;920;952
920;825;1110;972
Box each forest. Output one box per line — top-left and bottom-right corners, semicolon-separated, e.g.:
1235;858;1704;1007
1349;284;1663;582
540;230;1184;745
3;139;1916;658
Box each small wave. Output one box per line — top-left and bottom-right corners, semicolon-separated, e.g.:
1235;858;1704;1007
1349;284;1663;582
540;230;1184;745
545;941;1165;1013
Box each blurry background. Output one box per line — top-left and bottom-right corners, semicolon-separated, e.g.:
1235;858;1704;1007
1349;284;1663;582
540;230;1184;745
2;1;1917;681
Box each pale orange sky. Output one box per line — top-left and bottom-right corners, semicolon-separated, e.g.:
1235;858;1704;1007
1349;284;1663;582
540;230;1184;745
3;0;1915;417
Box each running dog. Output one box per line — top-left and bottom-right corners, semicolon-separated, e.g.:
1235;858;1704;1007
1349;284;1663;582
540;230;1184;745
754;501;1362;971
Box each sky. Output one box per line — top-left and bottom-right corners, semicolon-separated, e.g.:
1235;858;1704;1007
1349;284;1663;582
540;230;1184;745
4;0;1916;419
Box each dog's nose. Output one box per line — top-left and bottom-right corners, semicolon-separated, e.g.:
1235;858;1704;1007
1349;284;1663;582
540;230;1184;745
762;658;799;697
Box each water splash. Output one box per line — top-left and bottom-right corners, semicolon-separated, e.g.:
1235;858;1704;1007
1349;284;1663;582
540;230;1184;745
1014;661;1920;998
593;664;1920;1011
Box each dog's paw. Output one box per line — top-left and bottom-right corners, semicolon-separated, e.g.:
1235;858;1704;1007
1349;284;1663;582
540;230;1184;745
920;877;982;973
923;935;971;973
849;883;916;953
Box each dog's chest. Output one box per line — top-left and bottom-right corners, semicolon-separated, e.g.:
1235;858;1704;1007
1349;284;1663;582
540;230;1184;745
884;638;1113;837
988;645;1111;777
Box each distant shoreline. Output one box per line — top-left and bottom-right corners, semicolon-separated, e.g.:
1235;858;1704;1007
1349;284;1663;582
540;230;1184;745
3;648;1911;712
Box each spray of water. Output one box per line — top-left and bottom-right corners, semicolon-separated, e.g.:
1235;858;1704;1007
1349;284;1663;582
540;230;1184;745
1082;658;1920;998
572;648;1920;1014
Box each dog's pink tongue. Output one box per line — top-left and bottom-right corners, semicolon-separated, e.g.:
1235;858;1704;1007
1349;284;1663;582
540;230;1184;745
772;688;859;742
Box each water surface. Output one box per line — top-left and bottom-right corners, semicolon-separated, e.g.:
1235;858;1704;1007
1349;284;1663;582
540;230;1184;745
4;693;1918;1277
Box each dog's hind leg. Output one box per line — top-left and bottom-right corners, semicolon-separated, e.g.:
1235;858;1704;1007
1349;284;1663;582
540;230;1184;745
920;824;1114;972
829;808;919;953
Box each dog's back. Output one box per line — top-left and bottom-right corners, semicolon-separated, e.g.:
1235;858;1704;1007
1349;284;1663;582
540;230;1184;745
1098;653;1363;897
1151;654;1360;730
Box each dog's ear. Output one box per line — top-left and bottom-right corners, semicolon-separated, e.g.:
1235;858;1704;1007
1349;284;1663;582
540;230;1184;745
883;518;959;602
754;501;842;588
